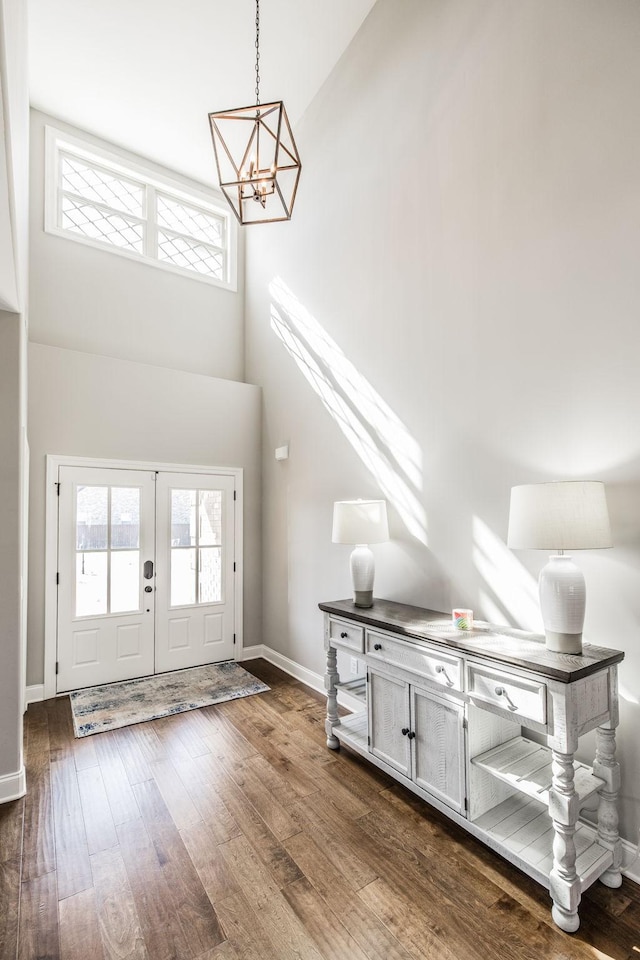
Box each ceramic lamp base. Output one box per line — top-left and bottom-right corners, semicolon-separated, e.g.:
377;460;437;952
544;631;583;655
350;545;375;609
353;590;374;608
539;554;586;655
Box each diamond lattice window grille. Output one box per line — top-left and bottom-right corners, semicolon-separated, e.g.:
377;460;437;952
61;196;144;252
61;153;144;216
156;193;224;248
157;231;224;279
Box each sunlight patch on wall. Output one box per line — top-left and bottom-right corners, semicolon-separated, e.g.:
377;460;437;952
473;515;542;632
269;276;427;544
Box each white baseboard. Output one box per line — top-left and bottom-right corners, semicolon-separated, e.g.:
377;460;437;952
26;684;45;705
240;643;363;713
0;765;26;803
622;837;640;884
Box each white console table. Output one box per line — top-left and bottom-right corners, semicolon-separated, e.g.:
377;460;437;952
320;598;624;933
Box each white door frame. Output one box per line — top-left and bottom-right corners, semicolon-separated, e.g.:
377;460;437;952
43;454;244;700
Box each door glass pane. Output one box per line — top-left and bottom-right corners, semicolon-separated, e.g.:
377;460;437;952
76;485;108;550
172;489;196;545
111;550;140;613
199;491;222;546
199;547;222;603
76;551;107;617
111;487;140;548
171;548;196;606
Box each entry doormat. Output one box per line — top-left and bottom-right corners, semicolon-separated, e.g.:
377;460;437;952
69;661;269;738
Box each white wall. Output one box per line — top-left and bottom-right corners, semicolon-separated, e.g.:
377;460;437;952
29;109;245;381
245;0;640;844
27;343;262;687
0;0;28;801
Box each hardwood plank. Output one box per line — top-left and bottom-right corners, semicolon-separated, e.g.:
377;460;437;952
111;727;154;785
283;876;370;960
45;696;75;762
294;755;372;819
132;779;225;955
77;766;119;854
90;847;148;960
22;717;55;881
200;757;303;888
288;792;378;891
0;797;24;864
58;887;105;960
148;757;203;829
116;817;192;960
216;704;319;798
214;894;275;960
256;891;325;960
197;708;259;762
50;756;93;900
169;755;241;843
0;858;21;960
18;873;60;960
93;730;141;826
221;757;299;841
73;734;99;772
193;941;245;960
152;712;211;760
358;876;463;960
284;831;413;960
217;834;281;910
181;821;240;904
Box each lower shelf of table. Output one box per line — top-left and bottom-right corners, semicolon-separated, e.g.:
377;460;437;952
331;711;613;893
471;792;612;890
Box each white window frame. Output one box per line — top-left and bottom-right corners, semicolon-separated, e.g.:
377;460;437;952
44;125;237;292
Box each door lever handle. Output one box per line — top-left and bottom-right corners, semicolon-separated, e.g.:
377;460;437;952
143;560;154;579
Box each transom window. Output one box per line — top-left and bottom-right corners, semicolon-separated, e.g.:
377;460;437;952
45;126;236;290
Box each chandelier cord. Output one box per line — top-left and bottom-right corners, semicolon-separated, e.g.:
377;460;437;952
254;0;260;106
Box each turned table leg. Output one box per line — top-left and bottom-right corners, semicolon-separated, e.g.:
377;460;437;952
594;724;623;888
549;750;581;933
325;644;340;750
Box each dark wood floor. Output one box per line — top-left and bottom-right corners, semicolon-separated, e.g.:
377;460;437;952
1;660;639;960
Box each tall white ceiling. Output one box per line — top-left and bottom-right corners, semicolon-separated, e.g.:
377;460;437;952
28;0;376;186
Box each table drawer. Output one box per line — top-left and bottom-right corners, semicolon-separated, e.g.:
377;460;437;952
328;617;364;652
467;663;546;725
366;630;463;691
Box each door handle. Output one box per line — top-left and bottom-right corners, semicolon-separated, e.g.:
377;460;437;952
143;560;154;579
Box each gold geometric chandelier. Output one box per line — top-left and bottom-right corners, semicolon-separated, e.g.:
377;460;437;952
208;0;302;225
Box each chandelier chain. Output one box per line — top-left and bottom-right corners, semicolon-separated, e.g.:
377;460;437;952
255;0;260;106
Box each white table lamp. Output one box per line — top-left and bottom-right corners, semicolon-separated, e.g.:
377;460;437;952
332;500;389;608
507;481;612;654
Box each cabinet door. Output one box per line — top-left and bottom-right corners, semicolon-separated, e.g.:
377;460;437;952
368;667;411;777
411;686;466;814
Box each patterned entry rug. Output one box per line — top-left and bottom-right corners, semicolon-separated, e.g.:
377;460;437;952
69;661;269;738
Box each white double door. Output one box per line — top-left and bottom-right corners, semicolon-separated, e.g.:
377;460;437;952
56;466;236;693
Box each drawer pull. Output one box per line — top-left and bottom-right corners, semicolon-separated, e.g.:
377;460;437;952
407;731;416;740
374;643;382;651
401;727;409;736
340;632;348;639
435;664;454;687
494;686;518;711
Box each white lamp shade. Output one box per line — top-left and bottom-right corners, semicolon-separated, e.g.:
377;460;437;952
332;500;389;545
507;481;612;551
